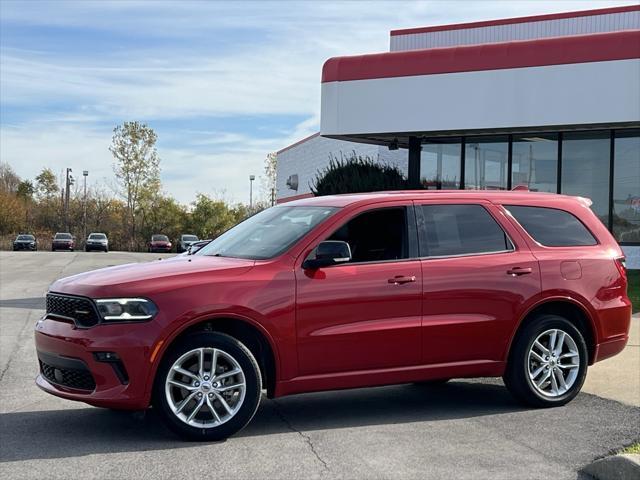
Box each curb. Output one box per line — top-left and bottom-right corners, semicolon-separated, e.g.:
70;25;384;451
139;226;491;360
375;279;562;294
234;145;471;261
582;454;640;480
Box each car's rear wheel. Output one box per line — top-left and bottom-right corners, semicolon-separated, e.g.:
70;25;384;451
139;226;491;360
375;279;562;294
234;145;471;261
504;314;587;408
154;332;262;441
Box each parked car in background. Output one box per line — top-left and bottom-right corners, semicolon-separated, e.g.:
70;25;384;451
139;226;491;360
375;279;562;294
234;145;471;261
34;191;631;441
177;234;199;253
13;234;37;251
51;233;75;251
85;233;109;252
148;234;172;253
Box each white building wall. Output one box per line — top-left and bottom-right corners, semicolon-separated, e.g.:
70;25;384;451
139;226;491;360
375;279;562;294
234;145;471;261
390;9;640;51
276;135;408;201
321;59;640;137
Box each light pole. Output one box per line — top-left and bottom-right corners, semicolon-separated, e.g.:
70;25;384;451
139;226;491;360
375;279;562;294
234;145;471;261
83;170;88;241
249;175;255;209
64;168;73;232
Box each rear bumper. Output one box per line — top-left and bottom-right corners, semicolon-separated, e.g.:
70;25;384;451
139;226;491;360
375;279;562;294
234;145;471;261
593;335;629;363
34;316;159;409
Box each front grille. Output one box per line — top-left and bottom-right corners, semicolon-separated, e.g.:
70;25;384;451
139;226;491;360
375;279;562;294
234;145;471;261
46;293;100;328
40;360;96;391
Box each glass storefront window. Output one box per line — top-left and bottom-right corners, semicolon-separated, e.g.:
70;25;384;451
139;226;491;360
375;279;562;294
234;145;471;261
464;136;509;190
420;140;461;189
561;131;611;227
511;134;558;193
613;129;640;243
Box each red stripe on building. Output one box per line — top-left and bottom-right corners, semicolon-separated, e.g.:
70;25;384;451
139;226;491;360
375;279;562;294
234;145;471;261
390;4;640;36
322;30;640;83
276;193;314;204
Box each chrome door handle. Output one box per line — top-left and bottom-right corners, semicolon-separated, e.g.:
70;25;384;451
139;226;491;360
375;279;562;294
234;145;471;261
388;275;416;285
507;267;533;276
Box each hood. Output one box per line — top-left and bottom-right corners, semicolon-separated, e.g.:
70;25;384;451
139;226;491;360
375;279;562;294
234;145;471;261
50;254;255;298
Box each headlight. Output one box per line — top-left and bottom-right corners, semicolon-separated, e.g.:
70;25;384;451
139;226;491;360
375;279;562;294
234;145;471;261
95;298;158;322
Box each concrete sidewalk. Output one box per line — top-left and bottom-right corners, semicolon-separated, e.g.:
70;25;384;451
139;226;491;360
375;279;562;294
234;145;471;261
583;313;640;407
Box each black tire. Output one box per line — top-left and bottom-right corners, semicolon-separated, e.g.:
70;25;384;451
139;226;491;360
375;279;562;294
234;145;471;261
104;247;109;253
154;332;262;441
85;247;89;252
503;314;588;408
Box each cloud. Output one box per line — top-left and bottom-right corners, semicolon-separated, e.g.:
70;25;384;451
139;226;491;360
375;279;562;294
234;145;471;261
1;0;636;203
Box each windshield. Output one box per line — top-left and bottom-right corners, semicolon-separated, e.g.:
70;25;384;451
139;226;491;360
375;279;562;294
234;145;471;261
17;235;34;241
182;235;199;241
55;233;72;239
89;233;106;239
152;235;169;242
197;206;337;260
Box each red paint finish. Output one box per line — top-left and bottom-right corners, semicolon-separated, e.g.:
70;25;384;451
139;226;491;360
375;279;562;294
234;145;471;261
390;4;640;36
322;30;640;83
34;191;631;409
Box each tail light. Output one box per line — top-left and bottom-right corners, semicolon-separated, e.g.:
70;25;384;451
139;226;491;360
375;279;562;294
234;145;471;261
614;256;627;280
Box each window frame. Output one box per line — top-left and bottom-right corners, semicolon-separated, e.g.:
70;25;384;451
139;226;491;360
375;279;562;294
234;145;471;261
415;202;516;260
504;204;599;248
304;204;420;267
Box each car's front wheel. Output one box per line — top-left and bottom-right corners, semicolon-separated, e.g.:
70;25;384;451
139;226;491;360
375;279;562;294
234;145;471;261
154;332;262;441
504;314;588;408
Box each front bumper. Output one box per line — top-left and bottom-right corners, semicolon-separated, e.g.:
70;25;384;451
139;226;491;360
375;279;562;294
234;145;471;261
85;243;107;251
34;316;158;409
52;243;74;250
13;243;36;250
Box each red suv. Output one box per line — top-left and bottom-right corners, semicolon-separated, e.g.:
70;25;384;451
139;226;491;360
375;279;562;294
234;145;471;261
35;191;632;440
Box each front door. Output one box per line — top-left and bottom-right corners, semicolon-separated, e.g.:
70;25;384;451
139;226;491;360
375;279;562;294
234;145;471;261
295;205;423;376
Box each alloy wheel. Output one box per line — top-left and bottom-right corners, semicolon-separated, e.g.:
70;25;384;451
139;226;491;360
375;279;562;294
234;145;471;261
165;347;246;428
527;328;580;397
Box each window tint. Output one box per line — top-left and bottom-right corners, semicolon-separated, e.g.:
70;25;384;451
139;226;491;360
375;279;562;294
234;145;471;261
326;208;408;263
55;233;72;239
89;233;106;239
506;205;597;247
152;235;169;242
420;204;512;257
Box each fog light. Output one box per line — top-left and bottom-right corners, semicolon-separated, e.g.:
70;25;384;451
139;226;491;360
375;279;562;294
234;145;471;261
94;351;119;362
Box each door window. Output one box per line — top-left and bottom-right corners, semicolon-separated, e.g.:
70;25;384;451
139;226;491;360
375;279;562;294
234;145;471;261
419;204;513;257
326;208;409;263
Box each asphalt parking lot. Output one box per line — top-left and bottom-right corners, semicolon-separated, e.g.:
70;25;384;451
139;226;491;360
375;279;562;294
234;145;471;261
0;251;638;479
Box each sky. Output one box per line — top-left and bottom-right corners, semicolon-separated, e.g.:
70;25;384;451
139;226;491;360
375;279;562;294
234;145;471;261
1;0;637;205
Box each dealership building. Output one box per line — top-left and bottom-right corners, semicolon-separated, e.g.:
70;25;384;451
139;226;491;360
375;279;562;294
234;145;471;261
276;5;640;267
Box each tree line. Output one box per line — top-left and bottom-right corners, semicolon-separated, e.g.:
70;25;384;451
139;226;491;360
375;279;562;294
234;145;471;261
0;121;276;251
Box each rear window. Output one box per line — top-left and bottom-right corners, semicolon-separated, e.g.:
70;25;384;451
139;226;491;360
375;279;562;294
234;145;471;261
419;204;513;257
55;233;72;239
182;235;198;241
152;235;169;242
505;205;597;247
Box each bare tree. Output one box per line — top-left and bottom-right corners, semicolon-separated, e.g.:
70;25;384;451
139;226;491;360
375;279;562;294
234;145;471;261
109;121;161;249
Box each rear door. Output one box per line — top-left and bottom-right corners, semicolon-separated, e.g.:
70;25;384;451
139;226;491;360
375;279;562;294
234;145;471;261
415;201;541;365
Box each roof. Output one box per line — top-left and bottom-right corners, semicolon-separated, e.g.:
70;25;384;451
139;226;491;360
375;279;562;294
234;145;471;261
280;190;590;209
390;4;640;37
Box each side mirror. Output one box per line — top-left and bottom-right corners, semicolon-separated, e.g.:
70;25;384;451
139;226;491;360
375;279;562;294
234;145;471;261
303;241;352;269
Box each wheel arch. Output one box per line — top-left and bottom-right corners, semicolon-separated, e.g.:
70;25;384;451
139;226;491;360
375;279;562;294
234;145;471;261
149;314;279;400
507;297;597;365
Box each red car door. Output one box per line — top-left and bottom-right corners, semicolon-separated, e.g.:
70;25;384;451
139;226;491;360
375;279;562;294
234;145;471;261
415;201;541;366
295;203;423;376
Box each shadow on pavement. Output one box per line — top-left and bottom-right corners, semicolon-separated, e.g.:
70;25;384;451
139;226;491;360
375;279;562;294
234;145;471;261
0;380;521;463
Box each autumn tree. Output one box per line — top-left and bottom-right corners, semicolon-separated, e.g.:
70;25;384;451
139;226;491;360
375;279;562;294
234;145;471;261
109;121;161;249
35;168;59;198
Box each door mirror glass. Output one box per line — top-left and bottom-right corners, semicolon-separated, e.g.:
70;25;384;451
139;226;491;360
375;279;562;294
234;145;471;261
303;241;352;269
